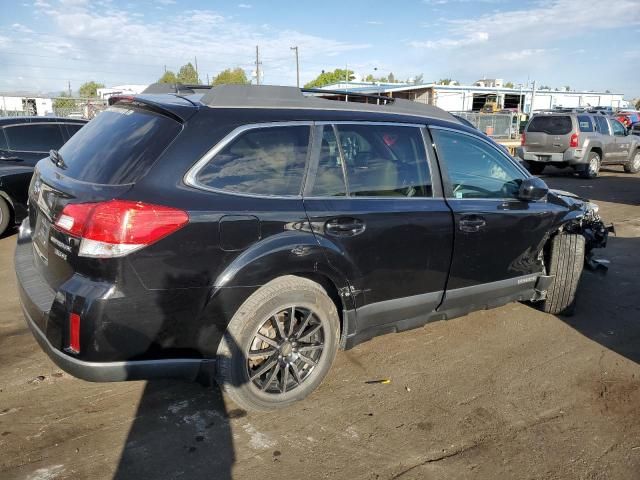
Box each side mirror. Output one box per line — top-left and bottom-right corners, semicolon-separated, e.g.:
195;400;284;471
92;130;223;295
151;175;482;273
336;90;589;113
518;176;549;201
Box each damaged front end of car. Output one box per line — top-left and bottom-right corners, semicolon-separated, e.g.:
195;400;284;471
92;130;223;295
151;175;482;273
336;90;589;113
549;190;614;272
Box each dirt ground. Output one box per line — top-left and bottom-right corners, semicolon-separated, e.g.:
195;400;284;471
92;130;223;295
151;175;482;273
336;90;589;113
1;168;639;480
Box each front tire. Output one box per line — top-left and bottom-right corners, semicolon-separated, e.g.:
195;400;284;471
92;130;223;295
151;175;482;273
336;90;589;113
623;150;640;173
540;234;585;315
0;197;11;237
216;275;340;411
579;152;600;179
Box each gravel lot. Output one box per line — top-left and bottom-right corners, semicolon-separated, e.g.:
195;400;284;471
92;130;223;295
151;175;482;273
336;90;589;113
1;168;639;480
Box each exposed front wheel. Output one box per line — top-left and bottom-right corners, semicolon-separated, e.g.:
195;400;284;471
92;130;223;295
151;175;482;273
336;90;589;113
540;234;585;315
0;197;11;237
623;150;640;174
216;275;340;411
579;152;600;179
525;161;545;175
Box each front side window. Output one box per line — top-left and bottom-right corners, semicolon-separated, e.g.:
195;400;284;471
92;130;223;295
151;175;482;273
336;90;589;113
5;124;65;152
432;129;525;199
611;119;627;137
336;124;432;197
196;125;310;196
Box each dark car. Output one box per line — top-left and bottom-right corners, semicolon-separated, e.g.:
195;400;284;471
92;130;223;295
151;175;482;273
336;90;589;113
15;85;610;411
0;117;87;235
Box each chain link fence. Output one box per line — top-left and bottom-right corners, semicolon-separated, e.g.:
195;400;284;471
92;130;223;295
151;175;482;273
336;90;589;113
1;97;108;119
451;112;519;139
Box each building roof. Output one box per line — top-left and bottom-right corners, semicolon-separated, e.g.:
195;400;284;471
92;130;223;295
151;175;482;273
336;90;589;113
319;82;624;97
141;83;459;121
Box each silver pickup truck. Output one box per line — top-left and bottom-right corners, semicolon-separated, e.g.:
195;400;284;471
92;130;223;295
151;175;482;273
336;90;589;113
517;112;640;178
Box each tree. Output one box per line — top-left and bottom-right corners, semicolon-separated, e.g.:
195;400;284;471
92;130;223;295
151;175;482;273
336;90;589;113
304;69;355;88
177;62;200;84
504;81;514;88
212;68;249;85
539;85;551;90
78;81;105;98
365;74;375;82
388;72;395;83
564;85;571;91
158;70;178;84
412;73;424;84
636;99;640;110
437;78;455;85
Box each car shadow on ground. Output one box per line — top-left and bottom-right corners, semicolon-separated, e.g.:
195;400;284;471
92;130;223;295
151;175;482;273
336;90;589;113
113;380;239;480
554;235;640;365
113;272;249;479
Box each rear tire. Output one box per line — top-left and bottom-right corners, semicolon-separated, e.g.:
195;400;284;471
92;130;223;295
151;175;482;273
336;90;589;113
0;197;11;237
579;152;600;179
623;150;640;173
216;275;340;411
540;234;585;315
525;162;545;175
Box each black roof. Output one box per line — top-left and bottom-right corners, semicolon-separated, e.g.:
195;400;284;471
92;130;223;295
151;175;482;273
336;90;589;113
0;116;87;126
140;83;458;123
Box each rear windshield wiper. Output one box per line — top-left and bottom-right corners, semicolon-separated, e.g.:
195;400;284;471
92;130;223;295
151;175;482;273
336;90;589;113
49;149;67;169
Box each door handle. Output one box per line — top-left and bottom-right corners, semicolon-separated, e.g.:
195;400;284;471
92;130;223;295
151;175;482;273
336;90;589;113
325;218;365;237
459;216;486;233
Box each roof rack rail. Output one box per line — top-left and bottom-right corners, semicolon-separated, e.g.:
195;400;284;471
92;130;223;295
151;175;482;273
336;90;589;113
142;83;213;94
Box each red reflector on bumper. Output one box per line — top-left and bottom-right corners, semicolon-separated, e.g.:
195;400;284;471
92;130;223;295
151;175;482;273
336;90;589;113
68;313;80;354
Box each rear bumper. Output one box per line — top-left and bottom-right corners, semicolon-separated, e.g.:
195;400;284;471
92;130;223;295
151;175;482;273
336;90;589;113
517;147;586;165
15;219;214;382
21;301;212;382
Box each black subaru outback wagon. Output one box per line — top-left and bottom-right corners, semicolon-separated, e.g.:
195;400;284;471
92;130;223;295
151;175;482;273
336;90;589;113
15;85;609;411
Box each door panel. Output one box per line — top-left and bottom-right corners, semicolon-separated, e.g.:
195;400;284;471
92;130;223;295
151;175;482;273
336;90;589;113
303;124;453;331
430;127;562;303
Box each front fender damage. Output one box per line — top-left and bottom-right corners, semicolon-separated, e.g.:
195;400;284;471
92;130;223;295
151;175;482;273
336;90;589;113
557;202;614;273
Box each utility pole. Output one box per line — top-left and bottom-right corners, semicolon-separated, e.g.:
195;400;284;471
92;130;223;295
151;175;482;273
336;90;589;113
68;80;71;97
255;45;261;85
206;73;210;85
531;80;537;114
194;56;199;82
290;46;299;88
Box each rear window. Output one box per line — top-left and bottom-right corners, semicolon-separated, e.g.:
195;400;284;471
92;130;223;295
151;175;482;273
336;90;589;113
194;125;310;196
57;105;181;184
5;124;65;152
577;115;594;132
527;115;572;135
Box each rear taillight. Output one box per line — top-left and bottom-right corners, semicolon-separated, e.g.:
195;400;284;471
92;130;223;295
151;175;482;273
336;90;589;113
569;133;580;148
54;200;189;258
520;132;526;145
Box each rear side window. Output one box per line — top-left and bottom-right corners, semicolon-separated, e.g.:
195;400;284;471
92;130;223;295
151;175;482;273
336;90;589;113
337;124;432;197
5;124;65;152
594;116;610;135
527;116;572;135
195;125;310;196
59;105;181;184
577;115;594;132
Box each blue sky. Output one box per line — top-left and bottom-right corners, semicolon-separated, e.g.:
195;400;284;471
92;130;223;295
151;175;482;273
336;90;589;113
1;0;639;98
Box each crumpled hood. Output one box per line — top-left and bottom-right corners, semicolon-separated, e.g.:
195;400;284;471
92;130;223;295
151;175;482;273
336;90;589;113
547;188;589;211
